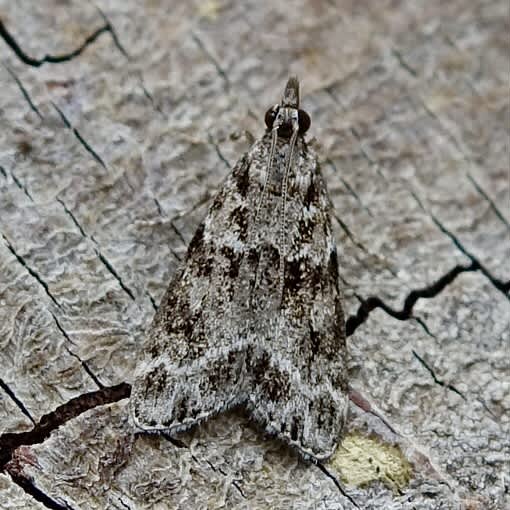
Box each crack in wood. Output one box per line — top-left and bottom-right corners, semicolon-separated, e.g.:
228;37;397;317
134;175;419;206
63;345;104;389
94;249;137;301
4;64;44;119
345;261;480;337
392;48;418;77
0;9;126;68
208;133;232;169
55;198;139;303
9;471;77;510
0;378;36;426
50;311;105;388
466;172;510;232
51;102;108;170
191;31;230;88
1;232;61;308
56;198;87;238
328;159;374;218
8;168;34;202
316;463;359;508
412;191;510;299
0;383;131;471
203;457;247;499
412;350;467;400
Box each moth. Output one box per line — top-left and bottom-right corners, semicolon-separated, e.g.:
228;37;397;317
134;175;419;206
130;77;348;461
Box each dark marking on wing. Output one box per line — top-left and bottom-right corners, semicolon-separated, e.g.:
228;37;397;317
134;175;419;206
187;222;205;256
284;258;322;294
208;351;239;391
229;205;249;242
290;416;301;441
144;364;167;397
233;155;250;197
328;247;339;285
250;350;291;402
297;217;314;243
304;178;319;208
220;245;242;279
309;321;320;358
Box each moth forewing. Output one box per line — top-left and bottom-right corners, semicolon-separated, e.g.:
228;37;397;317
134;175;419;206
130;77;347;461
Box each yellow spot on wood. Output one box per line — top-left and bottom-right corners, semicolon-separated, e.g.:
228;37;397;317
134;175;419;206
329;432;412;491
197;1;222;20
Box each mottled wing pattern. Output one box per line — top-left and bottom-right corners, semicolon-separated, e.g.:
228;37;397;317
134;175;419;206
243;136;348;460
130;152;257;432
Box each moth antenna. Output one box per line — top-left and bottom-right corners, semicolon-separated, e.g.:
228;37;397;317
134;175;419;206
254;126;279;226
249;126;279;304
278;126;299;305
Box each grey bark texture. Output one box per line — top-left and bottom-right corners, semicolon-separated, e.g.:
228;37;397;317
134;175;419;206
0;1;508;509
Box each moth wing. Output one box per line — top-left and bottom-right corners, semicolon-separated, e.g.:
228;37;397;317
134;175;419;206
131;153;255;433
247;154;348;460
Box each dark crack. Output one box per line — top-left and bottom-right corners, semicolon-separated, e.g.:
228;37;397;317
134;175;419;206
4;64;43;119
0;14;125;68
412;191;510;299
208;133;232;169
412;350;467;400
328;160;373;217
417;95;510;232
8;473;77;510
191;32;230;88
466;172;510;232
170;220;188;247
95;249;136;301
56;198;138;302
345;261;479;337
147;291;158;311
0;379;36;426
52;102;107;169
333;214;401;282
138;74;165;117
0;164;7;178
153;198;163;216
413;316;436;338
170;248;182;262
56;198;88;238
392;48;418;77
231;479;246;499
316;463;359;508
50;312;75;345
51;312;105;387
325;84;378;168
117;497;132;510
1;233;61;308
10;169;34;202
349;127;376;164
204;459;247;499
95;5;129;59
0;383;131;471
64;345;104;389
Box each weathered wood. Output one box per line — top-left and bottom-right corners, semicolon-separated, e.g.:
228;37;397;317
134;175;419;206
0;1;508;509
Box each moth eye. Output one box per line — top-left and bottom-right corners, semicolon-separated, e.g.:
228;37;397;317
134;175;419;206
298;109;311;134
265;107;278;129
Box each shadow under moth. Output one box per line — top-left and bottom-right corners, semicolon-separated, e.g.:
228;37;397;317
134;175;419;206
130;77;348;462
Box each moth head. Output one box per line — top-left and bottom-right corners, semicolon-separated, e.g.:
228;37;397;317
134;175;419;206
264;105;311;137
264;77;311;138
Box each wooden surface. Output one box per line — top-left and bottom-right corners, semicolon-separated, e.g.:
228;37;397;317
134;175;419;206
0;1;508;509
